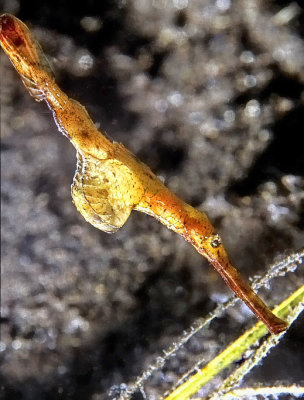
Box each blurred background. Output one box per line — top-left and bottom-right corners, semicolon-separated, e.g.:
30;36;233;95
1;0;304;399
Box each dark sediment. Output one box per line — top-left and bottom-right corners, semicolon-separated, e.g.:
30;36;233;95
1;1;303;399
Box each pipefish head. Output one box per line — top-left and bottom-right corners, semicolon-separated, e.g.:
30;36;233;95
0;14;22;47
0;14;34;62
2;14;53;88
0;14;55;101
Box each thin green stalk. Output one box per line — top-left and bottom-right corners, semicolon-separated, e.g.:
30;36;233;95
163;285;304;400
124;249;303;399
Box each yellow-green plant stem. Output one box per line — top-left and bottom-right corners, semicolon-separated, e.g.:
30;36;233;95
163;285;304;400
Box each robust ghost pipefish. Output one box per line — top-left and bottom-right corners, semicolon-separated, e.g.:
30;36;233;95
0;14;287;334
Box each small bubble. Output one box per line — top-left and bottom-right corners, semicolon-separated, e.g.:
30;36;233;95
78;53;94;71
244;99;261;118
65;317;89;334
273;47;291;62
223;109;235;123
175;286;185;295
167;91;184;107
244;74;257;88
173;0;188;10
58;365;68;375
281;174;301;191
12;340;22;350
216;0;231;12
240;50;255;64
267;204;290;223
72;50;94;76
80;16;102;32
155;99;168;113
258;129;271;142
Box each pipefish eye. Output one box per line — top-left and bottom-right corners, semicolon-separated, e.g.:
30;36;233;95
210;235;222;248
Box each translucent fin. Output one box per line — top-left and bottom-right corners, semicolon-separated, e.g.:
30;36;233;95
71;152;138;233
31;35;54;78
20;75;46;102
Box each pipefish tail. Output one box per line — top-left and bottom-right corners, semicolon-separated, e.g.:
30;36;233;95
0;13;288;334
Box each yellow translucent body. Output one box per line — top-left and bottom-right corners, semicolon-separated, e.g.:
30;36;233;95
0;14;287;334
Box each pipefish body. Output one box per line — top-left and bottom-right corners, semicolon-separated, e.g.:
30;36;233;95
0;14;287;334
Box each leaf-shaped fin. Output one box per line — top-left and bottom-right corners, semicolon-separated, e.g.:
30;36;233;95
71;152;143;233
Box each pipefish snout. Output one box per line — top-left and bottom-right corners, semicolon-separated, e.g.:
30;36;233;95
0;13;288;334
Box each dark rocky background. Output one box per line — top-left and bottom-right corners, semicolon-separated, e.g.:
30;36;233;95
1;0;303;399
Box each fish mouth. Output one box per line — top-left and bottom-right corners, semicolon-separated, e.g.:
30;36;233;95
0;14;15;33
